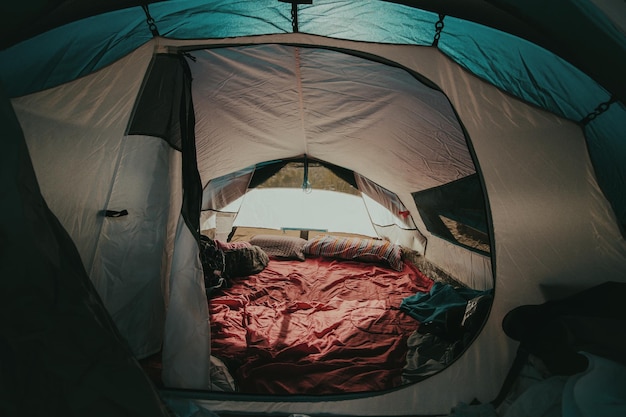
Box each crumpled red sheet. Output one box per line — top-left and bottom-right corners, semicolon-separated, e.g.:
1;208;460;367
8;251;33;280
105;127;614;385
209;256;434;395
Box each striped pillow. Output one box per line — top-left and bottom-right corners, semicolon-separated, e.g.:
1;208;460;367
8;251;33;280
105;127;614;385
249;234;307;261
304;235;403;271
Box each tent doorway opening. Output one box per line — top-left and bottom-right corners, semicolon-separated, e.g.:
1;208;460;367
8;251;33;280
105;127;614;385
190;158;493;395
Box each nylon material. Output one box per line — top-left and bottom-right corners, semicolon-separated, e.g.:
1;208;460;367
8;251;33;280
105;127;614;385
356;173;413;229
2;4;625;415
1;9;153;98
481;124;609;243
298;47;474;191
1;0;617;126
163;216;211;390
4;5;622;232
419;50;577;144
191;47;306;184
293;47;309;155
586;103;626;228
299;1;438;45
201;169;253;210
372;224;426;254
4;84;174;417
398;189;433;244
214;213;236;242
361;194;406;230
490;153;626;290
18;113;115;273
186;43;473;191
152;0;291;39
1;1;292;97
425;236;493;291
12;43;153;274
200;211;218;232
13;53;145;127
439;16;611;122
90;136;170;358
162;149;185;309
438;68;626;291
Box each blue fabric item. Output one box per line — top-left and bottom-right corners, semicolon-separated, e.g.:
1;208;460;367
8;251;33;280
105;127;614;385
562;352;626;417
400;282;490;325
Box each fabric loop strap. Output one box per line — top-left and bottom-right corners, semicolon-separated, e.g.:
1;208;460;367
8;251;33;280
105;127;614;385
141;4;160;37
278;0;313;33
580;95;617;125
103;209;129;218
432;14;445;47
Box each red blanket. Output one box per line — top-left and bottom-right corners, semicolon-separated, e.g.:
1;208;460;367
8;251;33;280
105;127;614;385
209;257;434;394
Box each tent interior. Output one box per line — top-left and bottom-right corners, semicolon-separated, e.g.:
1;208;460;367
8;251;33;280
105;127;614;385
2;1;626;417
185;155;494;395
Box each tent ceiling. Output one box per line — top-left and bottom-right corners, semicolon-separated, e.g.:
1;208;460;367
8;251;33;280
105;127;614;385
191;44;475;193
2;0;624;103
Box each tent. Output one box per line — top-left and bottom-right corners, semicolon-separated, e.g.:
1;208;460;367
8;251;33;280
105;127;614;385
1;1;626;416
200;157;429;243
204;188;381;238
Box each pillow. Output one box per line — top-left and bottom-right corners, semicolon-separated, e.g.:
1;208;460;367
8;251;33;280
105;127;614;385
223;245;269;278
303;235;404;271
216;239;252;251
249;234;307;261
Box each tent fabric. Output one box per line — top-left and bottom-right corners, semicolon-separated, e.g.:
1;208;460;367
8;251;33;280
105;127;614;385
190;44;474;192
8;42;174;359
2;1;624;230
2;1;625;106
1;1;626;416
0;83;172;417
413;174;489;249
127;54;188;151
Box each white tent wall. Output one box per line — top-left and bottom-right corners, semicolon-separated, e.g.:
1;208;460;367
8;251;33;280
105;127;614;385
10;42;177;358
11;41;154;274
1;82;174;417
162;214;211;389
89;134;171;358
425;236;492;291
391;186;493;291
